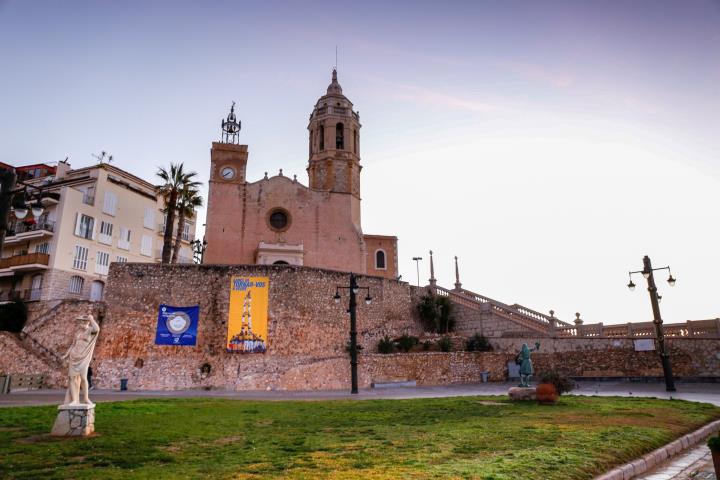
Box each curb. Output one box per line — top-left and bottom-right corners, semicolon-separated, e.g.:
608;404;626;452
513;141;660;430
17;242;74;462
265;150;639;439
595;419;720;480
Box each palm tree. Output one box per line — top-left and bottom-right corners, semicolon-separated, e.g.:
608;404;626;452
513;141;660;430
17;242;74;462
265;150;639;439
171;186;203;264
156;163;200;263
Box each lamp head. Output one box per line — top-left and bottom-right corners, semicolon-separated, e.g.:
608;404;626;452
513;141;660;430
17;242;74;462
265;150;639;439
364;294;372;305
627;280;636;291
333;291;341;304
667;275;676;286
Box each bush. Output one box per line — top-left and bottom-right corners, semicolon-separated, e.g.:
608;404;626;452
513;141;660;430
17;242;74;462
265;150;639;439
422;340;432;351
377;336;395;354
708;435;720;452
438;336;452;352
466;333;493;352
396;334;419;352
539;371;575;395
0;300;27;332
417;293;456;333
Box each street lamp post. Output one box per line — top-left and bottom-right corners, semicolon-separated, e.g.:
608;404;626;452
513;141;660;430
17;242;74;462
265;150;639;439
412;257;422;287
333;273;372;394
627;255;677;392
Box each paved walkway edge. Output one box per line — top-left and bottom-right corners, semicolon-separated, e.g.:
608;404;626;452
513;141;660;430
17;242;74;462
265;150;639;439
595;419;720;480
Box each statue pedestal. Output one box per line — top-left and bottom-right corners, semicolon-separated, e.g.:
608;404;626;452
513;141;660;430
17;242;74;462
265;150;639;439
51;404;95;437
508;387;537;401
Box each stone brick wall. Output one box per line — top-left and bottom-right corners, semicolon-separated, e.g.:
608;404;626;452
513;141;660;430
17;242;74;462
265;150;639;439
91;263;424;390
452;299;540;338
0;332;62;385
4;263;719;391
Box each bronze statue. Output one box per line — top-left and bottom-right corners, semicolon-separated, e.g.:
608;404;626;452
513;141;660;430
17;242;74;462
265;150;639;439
517;341;540;388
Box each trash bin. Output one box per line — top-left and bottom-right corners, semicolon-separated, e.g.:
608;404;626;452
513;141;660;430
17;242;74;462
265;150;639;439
480;371;490;383
120;378;128;391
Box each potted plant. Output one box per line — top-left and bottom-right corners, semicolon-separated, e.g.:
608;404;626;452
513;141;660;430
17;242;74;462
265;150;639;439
537;371;575;405
708;435;720;476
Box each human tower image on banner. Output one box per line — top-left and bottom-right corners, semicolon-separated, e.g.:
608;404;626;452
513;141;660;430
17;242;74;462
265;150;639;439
226;276;269;353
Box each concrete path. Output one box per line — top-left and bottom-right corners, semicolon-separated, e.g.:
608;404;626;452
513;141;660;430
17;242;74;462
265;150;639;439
637;445;716;479
2;380;720;407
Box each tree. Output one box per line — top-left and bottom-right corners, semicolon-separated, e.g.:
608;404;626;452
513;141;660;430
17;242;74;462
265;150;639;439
171;186;203;263
417;292;455;333
156;163;200;264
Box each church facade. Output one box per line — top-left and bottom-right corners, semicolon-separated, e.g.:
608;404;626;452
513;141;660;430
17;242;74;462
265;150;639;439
203;70;398;279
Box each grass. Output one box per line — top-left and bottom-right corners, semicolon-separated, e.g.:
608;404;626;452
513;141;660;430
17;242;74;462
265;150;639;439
0;395;718;479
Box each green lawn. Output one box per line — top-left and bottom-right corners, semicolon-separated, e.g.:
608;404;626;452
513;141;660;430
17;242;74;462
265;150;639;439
1;396;718;479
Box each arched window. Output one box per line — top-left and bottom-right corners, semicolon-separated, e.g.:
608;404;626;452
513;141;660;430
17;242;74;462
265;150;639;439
69;275;84;295
375;250;386;270
90;280;105;301
273;260;289;265
319;125;324;150
353;129;358;154
309;129;313;155
336;123;344;149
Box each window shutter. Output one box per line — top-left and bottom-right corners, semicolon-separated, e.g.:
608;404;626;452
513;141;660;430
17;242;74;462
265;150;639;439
74;213;81;236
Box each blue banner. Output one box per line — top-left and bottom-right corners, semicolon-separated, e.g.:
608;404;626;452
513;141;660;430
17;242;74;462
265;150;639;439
154;304;199;346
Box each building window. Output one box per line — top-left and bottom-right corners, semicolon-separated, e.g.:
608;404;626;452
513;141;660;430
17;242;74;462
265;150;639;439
319;125;324;150
267;208;290;232
375;250;386;270
95;251;110;275
309;129;313;155
103;191;118;216
69;275;85;294
75;214;94;240
182;223;192;241
143;207;155;229
35;242;49;254
140;234;152;257
353;129;358;154
99;220;113;245
118;227;131;250
73;245;89;270
336;123;344;149
115;255;128;263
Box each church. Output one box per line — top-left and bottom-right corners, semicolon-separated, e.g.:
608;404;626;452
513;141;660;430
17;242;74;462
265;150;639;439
203;70;398;279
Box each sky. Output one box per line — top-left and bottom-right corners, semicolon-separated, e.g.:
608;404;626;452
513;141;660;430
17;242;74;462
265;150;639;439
1;0;719;325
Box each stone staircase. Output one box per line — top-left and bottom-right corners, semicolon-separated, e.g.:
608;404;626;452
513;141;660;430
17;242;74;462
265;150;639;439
433;285;571;336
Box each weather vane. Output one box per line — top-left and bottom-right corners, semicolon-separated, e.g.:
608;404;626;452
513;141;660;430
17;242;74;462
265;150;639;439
221;101;242;144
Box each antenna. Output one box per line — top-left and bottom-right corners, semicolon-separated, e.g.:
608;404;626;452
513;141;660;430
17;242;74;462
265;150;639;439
335;45;338;70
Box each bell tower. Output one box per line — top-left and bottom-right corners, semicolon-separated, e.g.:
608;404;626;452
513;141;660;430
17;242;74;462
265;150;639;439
307;69;362;201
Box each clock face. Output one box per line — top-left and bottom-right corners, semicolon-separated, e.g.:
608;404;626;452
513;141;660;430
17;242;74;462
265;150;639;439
221;167;236;180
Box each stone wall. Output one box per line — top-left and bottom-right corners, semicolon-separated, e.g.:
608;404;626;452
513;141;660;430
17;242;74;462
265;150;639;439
0;332;62;385
5;262;719;391
92;263;424;390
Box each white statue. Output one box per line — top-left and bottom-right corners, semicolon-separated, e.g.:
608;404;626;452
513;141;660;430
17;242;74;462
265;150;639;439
60;314;100;406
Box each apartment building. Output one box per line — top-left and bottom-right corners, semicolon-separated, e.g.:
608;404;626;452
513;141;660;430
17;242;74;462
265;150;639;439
0;161;196;302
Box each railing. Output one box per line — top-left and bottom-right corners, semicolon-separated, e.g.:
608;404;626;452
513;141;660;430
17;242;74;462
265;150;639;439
0;253;50;269
511;303;572;327
6;220;55;236
554;319;720;339
0;288;43;302
333;107;347;115
315;107;328;116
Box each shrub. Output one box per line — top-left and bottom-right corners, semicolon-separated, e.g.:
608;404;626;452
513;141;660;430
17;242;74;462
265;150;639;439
466;333;493;352
377;336;395;354
708;435;720;452
396;334;419;352
0;300;27;332
539;371;575;395
417;293;456;333
422;340;432;351
345;341;364;354
438;336;452;352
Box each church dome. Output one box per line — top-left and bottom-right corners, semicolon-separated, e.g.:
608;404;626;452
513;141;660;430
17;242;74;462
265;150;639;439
326;68;343;95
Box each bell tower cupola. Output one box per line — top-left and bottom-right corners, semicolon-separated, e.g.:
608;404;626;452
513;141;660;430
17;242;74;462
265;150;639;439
307;69;362;199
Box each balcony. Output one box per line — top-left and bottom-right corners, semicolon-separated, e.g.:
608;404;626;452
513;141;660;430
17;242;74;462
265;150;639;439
0;288;43;302
4;221;55;245
0;253;50;273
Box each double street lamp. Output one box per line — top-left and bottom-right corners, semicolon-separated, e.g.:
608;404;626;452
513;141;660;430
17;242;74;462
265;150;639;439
333;273;372;394
627;255;677;392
